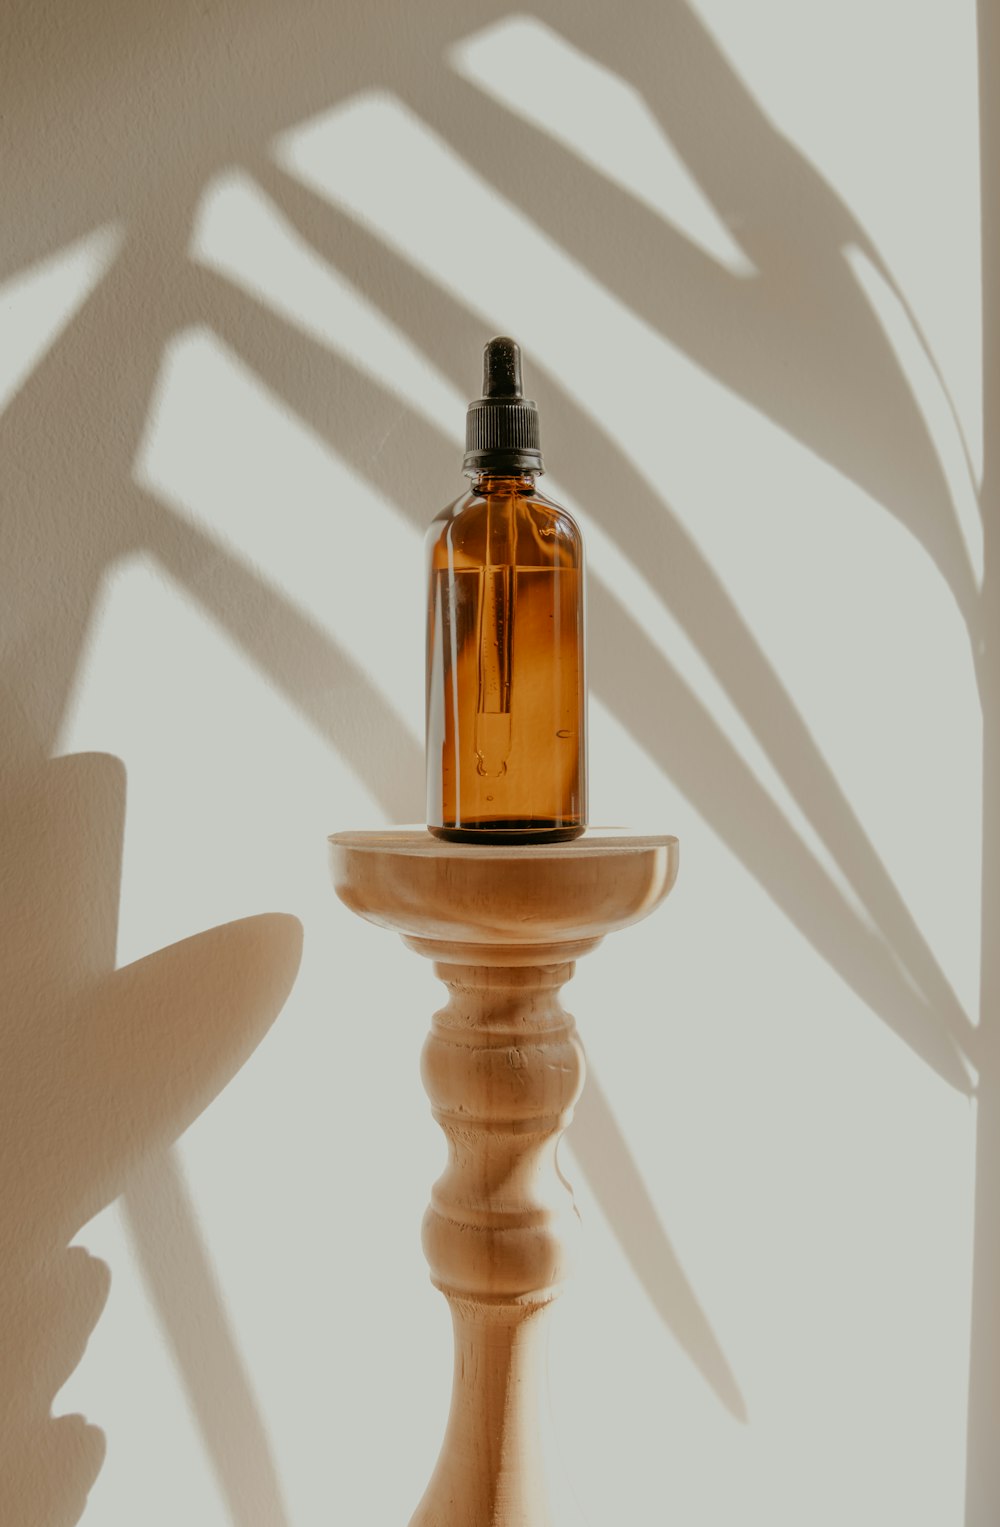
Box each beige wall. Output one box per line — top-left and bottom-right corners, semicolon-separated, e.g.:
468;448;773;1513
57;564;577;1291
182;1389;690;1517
1;1;993;1522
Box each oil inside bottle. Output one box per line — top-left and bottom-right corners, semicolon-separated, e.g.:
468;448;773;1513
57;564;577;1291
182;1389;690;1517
428;554;584;840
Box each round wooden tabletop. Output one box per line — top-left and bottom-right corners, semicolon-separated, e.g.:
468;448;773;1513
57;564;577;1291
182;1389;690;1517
329;828;679;948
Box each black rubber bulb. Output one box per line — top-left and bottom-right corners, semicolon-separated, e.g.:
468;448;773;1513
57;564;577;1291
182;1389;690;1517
482;336;523;398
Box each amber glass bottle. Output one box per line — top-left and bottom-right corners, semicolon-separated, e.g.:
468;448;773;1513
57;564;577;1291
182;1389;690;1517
426;338;586;843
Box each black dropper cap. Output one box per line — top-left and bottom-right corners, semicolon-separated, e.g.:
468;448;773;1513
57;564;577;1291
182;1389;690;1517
463;336;544;476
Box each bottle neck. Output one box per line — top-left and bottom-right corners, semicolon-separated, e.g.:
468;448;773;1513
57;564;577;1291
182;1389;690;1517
472;471;539;495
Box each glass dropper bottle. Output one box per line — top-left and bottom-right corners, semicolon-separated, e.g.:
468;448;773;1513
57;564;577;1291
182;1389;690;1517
425;337;587;843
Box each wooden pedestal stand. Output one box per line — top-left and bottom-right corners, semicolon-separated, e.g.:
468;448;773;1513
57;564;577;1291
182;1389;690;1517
328;830;679;1527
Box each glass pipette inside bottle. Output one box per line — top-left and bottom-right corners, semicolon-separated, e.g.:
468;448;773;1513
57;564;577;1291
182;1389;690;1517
472;340;525;782
475;494;515;777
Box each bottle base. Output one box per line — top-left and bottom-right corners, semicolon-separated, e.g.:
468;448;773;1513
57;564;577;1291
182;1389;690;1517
428;818;585;846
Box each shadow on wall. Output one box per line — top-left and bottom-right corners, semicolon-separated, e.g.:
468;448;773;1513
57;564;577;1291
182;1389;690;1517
0;754;302;1525
0;0;993;1520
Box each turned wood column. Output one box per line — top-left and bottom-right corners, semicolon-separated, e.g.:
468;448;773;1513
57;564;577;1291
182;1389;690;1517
329;830;679;1527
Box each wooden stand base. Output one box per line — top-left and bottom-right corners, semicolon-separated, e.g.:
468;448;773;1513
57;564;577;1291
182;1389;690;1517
329;830;678;1527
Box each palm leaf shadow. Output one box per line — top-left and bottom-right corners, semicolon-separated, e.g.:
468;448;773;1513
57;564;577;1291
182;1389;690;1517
145;492;423;822
398;6;980;636
0;220;314;1527
122;1152;293;1527
568;1068;748;1420
963;4;998;1522
548;0;982;511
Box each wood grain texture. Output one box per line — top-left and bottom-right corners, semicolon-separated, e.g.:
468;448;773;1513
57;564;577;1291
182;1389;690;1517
328;829;678;1526
329;829;678;950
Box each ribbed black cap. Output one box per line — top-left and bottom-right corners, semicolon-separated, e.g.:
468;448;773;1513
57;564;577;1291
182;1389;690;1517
463;337;544;476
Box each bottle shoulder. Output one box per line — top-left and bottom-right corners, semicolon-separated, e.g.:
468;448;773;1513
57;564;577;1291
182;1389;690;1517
426;483;583;569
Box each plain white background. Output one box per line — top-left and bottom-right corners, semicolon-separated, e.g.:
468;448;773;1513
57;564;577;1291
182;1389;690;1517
0;1;992;1523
